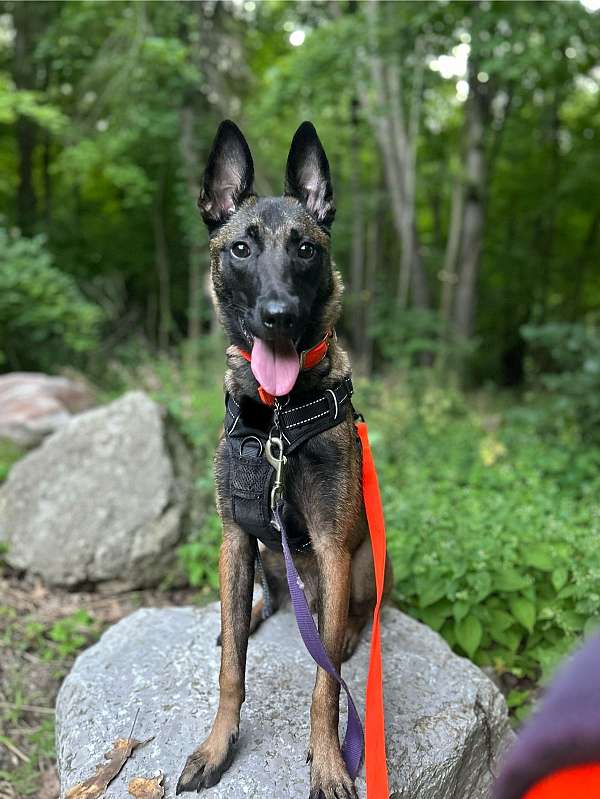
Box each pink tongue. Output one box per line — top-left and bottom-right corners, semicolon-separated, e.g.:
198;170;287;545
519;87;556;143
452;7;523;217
251;337;300;397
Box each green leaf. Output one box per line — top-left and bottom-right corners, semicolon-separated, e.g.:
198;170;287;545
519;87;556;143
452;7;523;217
418;580;449;608
494;569;530;592
510;596;536;633
551;568;568;591
522;545;554;572
488;608;515;634
491;626;523;653
419;600;451;631
453;600;471;623
455;615;483;659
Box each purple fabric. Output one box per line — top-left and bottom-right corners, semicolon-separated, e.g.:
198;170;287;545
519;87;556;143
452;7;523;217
494;631;600;799
274;502;364;780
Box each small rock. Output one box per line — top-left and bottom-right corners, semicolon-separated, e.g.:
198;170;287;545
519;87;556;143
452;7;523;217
0;372;95;448
0;391;191;589
56;604;515;798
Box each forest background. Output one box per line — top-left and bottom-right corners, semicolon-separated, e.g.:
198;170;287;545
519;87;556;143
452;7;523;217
1;1;600;795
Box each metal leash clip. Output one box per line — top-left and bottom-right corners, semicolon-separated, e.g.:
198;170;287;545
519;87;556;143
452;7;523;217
265;434;287;514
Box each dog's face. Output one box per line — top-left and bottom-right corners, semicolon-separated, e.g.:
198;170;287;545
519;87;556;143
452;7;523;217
199;121;339;396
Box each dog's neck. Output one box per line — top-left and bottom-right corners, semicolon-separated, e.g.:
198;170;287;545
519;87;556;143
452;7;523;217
223;336;351;404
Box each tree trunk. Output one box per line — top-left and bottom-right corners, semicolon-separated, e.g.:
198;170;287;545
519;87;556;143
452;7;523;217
153;170;171;351
13;4;38;234
453;61;488;339
440;177;464;328
179;104;204;348
360;1;429;311
349;98;366;357
363;185;385;376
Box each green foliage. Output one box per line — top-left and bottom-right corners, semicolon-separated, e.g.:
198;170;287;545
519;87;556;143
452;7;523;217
15;609;98;663
0;718;55;797
0;439;24;482
522;320;600;441
361;372;600;684
0;229;103;370
0;73;66;131
178;513;221;593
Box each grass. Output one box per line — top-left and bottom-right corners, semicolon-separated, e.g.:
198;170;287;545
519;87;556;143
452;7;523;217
0;601;102;797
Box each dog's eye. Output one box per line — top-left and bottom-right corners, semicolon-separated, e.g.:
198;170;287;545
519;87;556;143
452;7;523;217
298;242;315;260
231;241;251;259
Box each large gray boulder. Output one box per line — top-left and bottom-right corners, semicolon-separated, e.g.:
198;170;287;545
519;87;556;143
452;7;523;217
0;371;96;448
56;603;514;798
0;391;192;589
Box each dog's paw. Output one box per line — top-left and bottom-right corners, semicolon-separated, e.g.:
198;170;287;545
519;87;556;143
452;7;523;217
176;729;238;794
341;627;362;662
308;748;358;799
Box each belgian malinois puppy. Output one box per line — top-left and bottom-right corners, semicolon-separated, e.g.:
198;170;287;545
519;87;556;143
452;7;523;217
177;121;392;798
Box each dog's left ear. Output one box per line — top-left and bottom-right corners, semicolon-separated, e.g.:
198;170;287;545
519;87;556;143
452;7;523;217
284;121;335;228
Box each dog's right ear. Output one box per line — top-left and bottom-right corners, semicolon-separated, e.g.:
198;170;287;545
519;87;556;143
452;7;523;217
198;120;255;231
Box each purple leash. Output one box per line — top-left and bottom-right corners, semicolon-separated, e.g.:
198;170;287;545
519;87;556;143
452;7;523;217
272;499;364;779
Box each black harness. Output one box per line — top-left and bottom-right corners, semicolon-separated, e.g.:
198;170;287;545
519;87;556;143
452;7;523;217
224;376;354;552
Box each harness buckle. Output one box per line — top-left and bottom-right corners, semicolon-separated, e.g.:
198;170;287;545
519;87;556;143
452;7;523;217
265;435;287;512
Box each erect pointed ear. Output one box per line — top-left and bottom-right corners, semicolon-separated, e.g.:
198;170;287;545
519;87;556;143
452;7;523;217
198;120;255;231
284;121;335;228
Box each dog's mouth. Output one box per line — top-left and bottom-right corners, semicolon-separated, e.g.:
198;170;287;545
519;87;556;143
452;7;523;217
239;317;301;397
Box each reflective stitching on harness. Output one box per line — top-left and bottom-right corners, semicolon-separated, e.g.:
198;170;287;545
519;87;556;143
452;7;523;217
326;388;339;420
286;409;329;428
228;414;240;434
282;396;323;414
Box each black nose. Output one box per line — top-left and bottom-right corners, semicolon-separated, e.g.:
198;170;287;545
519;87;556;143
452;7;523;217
260;300;298;333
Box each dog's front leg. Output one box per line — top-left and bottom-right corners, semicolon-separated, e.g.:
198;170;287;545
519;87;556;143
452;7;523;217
177;522;256;794
308;545;358;799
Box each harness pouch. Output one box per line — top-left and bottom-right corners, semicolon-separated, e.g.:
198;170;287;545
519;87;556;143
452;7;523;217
229;438;282;550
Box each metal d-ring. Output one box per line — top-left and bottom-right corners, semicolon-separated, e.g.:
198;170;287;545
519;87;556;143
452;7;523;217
240;435;263;457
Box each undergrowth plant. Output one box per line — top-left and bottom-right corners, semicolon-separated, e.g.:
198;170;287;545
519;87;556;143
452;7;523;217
364;373;600;713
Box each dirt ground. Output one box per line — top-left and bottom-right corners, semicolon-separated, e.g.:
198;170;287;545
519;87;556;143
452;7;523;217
0;568;201;799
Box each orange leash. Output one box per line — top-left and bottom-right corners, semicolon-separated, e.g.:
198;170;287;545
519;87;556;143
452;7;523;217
356;421;389;798
523;764;600;798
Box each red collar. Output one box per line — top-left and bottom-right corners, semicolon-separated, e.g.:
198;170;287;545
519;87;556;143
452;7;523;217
237;329;334;406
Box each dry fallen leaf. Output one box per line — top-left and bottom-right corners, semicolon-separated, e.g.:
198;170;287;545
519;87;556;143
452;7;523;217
65;737;152;799
128;772;165;799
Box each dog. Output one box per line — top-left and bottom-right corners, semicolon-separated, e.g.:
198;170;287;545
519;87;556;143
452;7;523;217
176;120;393;798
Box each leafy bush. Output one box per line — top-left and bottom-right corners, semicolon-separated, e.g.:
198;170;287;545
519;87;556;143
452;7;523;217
364;375;600;691
0;229;103;371
522;320;600;442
